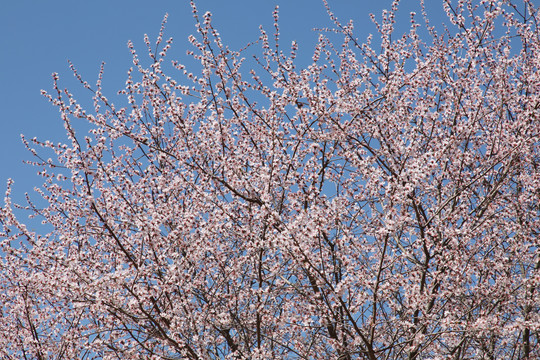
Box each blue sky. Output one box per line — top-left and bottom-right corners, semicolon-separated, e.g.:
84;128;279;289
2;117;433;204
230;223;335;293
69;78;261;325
1;0;437;205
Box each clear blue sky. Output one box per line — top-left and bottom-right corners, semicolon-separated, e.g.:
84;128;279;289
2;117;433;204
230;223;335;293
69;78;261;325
1;0;439;205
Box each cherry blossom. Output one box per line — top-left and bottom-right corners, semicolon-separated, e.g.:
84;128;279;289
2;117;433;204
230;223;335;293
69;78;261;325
1;0;539;358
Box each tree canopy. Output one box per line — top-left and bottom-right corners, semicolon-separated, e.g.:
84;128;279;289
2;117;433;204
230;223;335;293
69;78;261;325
1;0;539;358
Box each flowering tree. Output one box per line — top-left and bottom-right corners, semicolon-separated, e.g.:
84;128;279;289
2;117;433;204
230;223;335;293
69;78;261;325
1;0;539;358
